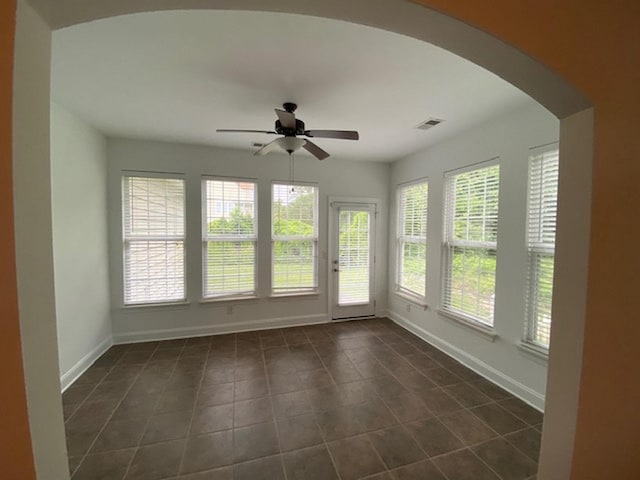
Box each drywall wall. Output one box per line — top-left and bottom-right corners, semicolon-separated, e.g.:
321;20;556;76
12;1;69;478
388;102;559;409
537;107;592;480
107;138;389;341
51;103;112;389
0;0;36;477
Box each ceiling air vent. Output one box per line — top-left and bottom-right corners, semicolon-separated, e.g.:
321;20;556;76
416;118;444;130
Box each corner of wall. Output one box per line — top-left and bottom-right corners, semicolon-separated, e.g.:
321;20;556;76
50;102;114;390
60;337;113;391
388;310;545;410
13;1;69;477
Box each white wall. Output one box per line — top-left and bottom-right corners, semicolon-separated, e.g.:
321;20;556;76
51;103;112;390
538;108;592;478
107;138;389;342
13;1;69;478
387;102;559;409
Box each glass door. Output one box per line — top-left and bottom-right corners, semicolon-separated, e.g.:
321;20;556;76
330;202;376;319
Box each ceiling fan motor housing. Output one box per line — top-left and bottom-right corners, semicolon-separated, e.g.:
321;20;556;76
282;102;298;113
275;118;306;137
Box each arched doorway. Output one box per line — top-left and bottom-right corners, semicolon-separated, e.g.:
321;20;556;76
11;1;597;478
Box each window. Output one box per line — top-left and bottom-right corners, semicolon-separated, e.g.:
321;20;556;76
525;146;559;349
122;175;185;305
442;162;500;326
396;180;428;300
272;183;318;294
203;178;257;299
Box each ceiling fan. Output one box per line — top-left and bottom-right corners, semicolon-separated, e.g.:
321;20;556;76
216;103;359;160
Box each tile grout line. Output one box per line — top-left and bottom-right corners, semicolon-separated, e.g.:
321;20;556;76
231;334;238;477
391;327;537;480
308;328;347;480
361;345;434;478
501;426;542;462
468;446;509;480
359;321;420;477
70;343;153;479
65;360;118;477
261;330;289;480
314;322;418;479
376;326;463;479
256;321;529;478
231;334;239;476
68;319;541;479
359;325;482;480
382;330;504;480
495;397;544;428
174;334;224;477
120;341;185;480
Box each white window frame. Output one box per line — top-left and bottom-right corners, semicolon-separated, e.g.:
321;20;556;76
524;144;559;351
122;172;186;306
396;178;428;303
441;159;500;327
271;182;319;295
202;176;258;300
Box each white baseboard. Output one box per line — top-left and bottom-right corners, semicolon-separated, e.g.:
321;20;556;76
60;336;113;392
388;310;545;411
113;313;330;344
375;308;389;318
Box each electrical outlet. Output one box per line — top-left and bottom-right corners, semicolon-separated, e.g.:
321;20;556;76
406;303;411;313
226;305;233;315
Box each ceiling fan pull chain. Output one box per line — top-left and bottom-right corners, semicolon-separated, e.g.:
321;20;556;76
289;152;296;192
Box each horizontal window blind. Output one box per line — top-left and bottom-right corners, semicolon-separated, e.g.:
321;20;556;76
203;178;257;298
272;183;318;294
338;209;371;305
525;146;559;348
123;175;185;305
397;180;428;299
443;163;500;325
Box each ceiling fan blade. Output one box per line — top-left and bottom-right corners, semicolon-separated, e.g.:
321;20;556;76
254;139;281;156
304;130;359;140
216;129;277;134
275;109;296;129
303;140;330;160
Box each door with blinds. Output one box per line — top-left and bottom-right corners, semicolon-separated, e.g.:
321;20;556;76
330;201;377;320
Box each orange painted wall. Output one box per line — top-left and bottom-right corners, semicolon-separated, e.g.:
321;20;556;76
0;0;37;478
414;1;640;477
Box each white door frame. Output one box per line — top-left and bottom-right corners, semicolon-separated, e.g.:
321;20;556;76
328;196;380;320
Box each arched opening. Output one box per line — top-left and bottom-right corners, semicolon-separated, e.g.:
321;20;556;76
11;1;595;478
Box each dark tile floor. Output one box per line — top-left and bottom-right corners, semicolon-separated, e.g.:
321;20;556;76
63;318;542;480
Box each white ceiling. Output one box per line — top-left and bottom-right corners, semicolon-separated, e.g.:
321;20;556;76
51;10;535;162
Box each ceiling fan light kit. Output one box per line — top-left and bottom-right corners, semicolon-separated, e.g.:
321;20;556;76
277;137;306;154
216;103;359;160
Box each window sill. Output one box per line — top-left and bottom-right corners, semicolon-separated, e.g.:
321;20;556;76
518;341;549;363
200;295;259;305
269;291;320;300
122;301;190;311
438;309;497;341
394;291;428;310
